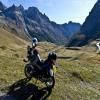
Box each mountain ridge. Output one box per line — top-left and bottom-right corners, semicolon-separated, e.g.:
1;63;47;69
0;1;81;45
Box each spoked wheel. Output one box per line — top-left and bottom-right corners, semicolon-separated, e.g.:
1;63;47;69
24;64;35;79
45;76;55;89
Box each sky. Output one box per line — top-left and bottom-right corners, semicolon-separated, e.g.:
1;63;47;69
0;0;97;24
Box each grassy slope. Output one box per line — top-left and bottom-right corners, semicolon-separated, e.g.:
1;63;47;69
0;28;27;85
0;28;100;100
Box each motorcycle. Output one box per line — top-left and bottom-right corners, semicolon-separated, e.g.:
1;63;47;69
24;59;56;89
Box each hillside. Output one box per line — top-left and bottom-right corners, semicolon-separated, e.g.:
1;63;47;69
0;28;100;100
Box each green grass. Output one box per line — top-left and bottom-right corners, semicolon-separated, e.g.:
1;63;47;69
0;28;100;100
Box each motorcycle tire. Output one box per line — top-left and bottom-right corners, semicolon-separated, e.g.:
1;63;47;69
24;64;35;79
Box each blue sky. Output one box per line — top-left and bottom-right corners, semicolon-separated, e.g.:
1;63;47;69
0;0;97;24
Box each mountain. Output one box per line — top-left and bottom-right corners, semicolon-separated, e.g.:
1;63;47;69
68;0;100;46
0;4;31;40
61;21;81;39
0;2;81;45
24;7;67;44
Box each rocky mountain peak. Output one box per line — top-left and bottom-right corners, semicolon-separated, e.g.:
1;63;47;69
4;4;24;13
28;7;39;13
18;4;24;12
25;6;49;22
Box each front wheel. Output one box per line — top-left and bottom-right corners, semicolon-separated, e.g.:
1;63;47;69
45;76;55;89
24;64;34;79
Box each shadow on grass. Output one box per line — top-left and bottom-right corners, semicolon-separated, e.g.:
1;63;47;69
0;78;52;100
58;56;73;59
66;47;81;50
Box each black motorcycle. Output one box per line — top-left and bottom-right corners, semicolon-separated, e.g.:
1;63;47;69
24;52;57;89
